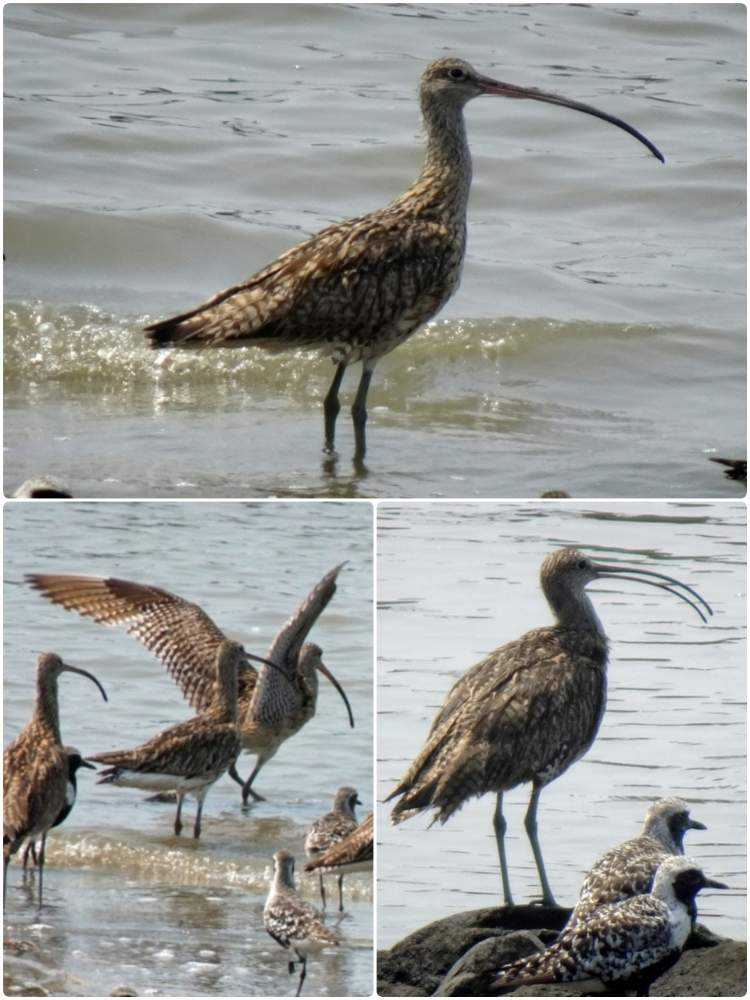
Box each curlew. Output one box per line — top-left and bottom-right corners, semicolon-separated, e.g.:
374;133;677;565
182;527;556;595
27;565;354;805
386;548;711;907
304;811;373;877
88;640;250;838
492;856;727;996
143;57;663;464
264;848;341;997
304;786;361;911
21;747;96;869
566;797;706;929
3;653;108;908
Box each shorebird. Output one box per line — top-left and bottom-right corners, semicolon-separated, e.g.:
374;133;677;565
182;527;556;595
264;848;342;997
3;653;108;907
304;786;361;911
567;797;706;929
143;57;663;464
386;548;711;907
26;564;354;805
21;748;96;869
88;640;249;838
492;856;728;996
305;811;373;877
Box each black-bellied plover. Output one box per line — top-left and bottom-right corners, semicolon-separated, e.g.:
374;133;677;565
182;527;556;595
567;797;706;928
305;786;362;911
3;653;107;907
21;747;96;869
264;848;341;997
27;564;354;804
305;812;373;877
492;856;727;996
88;640;245;839
387;548;711;906
143;59;662;464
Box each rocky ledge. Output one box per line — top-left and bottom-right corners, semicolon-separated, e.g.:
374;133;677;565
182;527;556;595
377;905;746;997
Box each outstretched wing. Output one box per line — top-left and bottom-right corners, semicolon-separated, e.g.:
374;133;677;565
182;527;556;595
25;574;247;712
266;563;345;668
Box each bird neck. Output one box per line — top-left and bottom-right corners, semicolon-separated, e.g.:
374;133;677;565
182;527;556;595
545;582;607;640
643;815;682;855
213;662;238;722
34;673;62;743
409;91;473;218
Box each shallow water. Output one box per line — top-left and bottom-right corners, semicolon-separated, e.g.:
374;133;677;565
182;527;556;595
377;501;746;947
3;3;746;498
3;502;373;996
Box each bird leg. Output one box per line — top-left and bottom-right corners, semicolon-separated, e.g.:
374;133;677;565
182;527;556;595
319;872;327;910
337;873;345;912
174;794;184;837
21;839;39;870
493;792;514;907
193;792;205;839
524;782;556;907
351;361;375;463
296;956;307;997
37;833;47;910
241;758;268;805
3;848;10;908
323;362;347;454
228;763;245;789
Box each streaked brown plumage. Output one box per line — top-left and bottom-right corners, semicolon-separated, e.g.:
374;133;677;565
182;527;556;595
3;653;107;908
387;548;711;907
304;811;373;875
304;786;361;911
26;564;354;805
88;640;245;838
143;57;663;463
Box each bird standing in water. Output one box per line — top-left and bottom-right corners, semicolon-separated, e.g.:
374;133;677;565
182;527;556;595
145;58;663;466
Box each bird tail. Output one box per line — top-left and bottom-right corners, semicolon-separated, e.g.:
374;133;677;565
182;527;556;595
492;951;558;993
93;766;121;784
144;278;254;349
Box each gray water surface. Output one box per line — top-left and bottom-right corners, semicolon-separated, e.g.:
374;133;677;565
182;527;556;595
3;502;373;996
4;3;746;498
377;501;746;947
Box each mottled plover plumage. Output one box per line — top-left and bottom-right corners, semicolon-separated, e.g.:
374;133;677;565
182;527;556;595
305;786;361;911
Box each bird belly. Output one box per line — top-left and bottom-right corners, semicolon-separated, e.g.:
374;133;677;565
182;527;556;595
107;770;216;794
290;935;333;957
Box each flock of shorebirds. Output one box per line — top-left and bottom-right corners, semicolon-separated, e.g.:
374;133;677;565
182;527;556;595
387;546;730;996
4;565;372;997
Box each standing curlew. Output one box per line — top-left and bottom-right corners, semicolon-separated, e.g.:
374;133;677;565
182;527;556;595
386;548;712;907
3;653;108;908
21;747;96;869
492;857;728;996
27;565;354;805
87;640;249;839
305;811;373;877
264;848;341;997
566;797;706;929
305;786;362;911
143;57;663;464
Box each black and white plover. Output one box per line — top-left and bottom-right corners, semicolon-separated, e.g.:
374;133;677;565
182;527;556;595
567;797;706;928
21;747;96;868
492;856;728;996
27;563;354;805
305;786;362;911
387;549;711;906
264;848;341;997
3;653;107;907
88;640;246;839
143;59;662;465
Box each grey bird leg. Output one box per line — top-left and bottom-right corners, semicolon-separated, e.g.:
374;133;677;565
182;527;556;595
324;362;347;453
174;793;184;836
241;758;268;805
296;956;307;997
193;795;204;839
21;840;38;869
37;832;47;909
228;763;245;789
319;872;327;910
351;361;375;463
524;782;556;906
493;792;514;907
3;851;9;907
337;873;344;912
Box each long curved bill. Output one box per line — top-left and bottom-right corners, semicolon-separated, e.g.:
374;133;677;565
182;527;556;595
317;661;355;729
62;663;108;702
477;73;665;163
592;562;713;623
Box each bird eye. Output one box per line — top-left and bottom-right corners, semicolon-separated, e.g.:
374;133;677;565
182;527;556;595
449;67;465;80
577;559;587;569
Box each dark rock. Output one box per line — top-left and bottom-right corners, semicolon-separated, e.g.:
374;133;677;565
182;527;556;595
377;907;746;998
